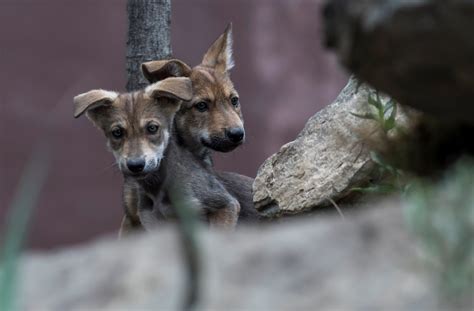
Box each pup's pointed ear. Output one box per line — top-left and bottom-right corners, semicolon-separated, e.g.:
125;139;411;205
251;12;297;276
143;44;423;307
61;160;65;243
141;59;192;83
201;23;234;73
146;77;193;102
73;90;118;118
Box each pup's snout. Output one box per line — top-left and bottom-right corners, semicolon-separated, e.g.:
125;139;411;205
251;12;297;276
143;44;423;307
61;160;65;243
127;158;146;173
225;127;245;143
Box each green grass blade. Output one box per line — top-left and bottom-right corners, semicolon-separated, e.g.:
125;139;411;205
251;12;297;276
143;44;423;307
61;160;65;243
368;92;383;110
168;186;201;311
384;101;398;132
351;184;399;194
0;148;50;311
350;112;377;120
383;99;394;114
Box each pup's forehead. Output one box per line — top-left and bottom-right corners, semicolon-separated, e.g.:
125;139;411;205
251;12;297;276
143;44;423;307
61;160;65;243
191;66;236;98
193;67;217;83
107;92;171;122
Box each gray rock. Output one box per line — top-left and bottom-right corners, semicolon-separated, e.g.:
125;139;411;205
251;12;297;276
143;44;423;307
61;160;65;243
17;201;446;310
253;78;381;217
323;0;474;122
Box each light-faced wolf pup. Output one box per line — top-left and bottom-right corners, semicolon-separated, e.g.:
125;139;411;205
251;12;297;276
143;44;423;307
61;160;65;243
74;76;244;233
134;24;260;232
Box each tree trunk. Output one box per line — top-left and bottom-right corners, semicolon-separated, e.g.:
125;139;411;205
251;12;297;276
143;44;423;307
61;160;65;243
126;0;171;92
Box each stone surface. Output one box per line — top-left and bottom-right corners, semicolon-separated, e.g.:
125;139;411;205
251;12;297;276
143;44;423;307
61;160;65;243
253;78;382;216
17;201;446;310
323;0;474;122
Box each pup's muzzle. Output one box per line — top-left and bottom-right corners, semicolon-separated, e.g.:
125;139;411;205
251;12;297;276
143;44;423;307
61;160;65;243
225;127;245;144
203;127;245;152
126;158;146;173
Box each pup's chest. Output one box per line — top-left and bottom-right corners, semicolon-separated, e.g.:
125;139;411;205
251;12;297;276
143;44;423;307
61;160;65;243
153;192;175;218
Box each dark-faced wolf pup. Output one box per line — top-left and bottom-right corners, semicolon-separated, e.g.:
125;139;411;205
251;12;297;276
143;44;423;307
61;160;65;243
126;24;259;232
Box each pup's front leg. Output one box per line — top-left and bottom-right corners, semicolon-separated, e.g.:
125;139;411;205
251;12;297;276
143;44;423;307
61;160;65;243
137;191;168;231
118;182;143;238
205;196;241;230
118;215;140;238
190;174;241;229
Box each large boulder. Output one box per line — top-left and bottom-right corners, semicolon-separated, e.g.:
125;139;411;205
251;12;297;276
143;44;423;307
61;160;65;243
18;201;442;310
323;0;474;122
253;78;383;217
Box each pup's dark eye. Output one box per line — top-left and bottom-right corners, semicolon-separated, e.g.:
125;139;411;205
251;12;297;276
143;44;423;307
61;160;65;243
111;128;123;139
147;124;159;134
231;96;240;107
195;101;209;112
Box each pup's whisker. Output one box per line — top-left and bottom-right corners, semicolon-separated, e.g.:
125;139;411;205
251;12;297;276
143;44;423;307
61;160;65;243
99;162;120;174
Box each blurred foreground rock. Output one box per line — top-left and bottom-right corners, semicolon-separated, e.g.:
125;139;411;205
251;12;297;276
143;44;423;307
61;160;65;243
18;201;447;310
323;0;474;122
253;78;385;216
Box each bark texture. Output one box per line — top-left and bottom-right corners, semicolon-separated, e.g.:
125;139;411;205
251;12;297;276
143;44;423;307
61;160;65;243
323;0;474;122
126;0;172;91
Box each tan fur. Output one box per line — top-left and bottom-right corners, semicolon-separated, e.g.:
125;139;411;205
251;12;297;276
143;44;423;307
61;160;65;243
142;59;192;82
118;214;140;238
181;66;243;143
195;67;216;83
208;200;241;229
201;23;234;72
73;90;118;118
122;183;141;226
82;92;174;171
145;77;193;101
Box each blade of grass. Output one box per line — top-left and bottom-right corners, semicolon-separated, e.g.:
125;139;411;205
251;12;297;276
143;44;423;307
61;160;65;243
0;147;50;311
384;101;397;132
350;112;377;120
351;184;399;194
383;99;394;114
368;92;383;110
326;198;345;221
168;186;201;311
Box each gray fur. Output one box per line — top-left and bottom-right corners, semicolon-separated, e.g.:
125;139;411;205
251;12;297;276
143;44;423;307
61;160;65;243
215;171;261;222
134;132;241;230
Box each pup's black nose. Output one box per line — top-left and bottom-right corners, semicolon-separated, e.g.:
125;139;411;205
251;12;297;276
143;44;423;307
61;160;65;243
226;127;245;143
127;158;145;173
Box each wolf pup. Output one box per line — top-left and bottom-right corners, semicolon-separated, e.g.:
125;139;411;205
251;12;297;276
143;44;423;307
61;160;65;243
141;24;259;227
74;77;242;234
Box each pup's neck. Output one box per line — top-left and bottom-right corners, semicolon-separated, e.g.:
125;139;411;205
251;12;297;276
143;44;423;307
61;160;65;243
173;121;213;166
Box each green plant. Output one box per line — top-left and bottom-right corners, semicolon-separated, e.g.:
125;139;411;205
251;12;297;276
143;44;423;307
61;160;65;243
0;148;49;311
351;91;409;195
351;151;408;194
405;159;474;307
351;91;398;134
168;186;202;311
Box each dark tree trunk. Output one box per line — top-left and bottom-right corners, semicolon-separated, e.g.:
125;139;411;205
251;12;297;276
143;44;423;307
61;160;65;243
126;0;171;92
